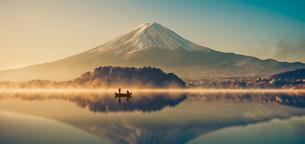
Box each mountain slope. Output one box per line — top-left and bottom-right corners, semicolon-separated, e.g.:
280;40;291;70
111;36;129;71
0;22;304;81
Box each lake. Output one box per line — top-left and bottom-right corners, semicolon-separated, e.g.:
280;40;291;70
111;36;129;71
0;90;305;144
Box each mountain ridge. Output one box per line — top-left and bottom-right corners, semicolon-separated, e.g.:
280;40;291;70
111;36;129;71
0;22;304;81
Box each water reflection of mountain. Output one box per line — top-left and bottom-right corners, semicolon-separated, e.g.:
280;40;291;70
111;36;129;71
187;93;305;108
68;96;305;144
0;92;187;113
1;92;305;144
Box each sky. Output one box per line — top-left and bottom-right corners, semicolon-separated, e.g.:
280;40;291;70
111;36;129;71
0;0;305;70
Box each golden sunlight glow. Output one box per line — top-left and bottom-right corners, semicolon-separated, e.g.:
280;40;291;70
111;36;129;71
0;88;305;94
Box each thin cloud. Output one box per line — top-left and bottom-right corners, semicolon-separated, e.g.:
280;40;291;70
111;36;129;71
274;38;305;62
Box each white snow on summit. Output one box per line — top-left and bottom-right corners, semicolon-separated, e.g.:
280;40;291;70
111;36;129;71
91;22;209;54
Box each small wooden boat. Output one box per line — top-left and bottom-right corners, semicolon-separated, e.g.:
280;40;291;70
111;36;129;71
115;92;132;99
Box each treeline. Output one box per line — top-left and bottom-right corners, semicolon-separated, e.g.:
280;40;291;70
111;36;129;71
188;69;305;89
268;68;305;88
74;66;186;88
0;66;186;88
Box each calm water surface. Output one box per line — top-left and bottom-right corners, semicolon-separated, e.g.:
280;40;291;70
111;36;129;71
0;91;305;144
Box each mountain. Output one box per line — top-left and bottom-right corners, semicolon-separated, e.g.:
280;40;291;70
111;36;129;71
0;22;304;81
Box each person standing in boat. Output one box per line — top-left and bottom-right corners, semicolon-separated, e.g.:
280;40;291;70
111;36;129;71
118;88;121;94
127;90;130;94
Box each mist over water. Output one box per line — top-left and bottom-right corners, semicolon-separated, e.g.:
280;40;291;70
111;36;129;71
0;90;305;144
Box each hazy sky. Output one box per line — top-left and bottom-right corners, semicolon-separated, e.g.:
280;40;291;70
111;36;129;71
1;0;305;70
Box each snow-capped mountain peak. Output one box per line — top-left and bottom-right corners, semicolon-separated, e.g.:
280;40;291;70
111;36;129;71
1;23;304;81
91;22;207;54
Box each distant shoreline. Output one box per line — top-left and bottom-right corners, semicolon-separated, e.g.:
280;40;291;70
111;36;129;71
0;88;305;94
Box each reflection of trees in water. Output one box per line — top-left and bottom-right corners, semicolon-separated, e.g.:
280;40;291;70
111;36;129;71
71;94;187;113
0;92;187;113
186;93;305;108
1;92;305;144
77;94;305;144
1;92;305;109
